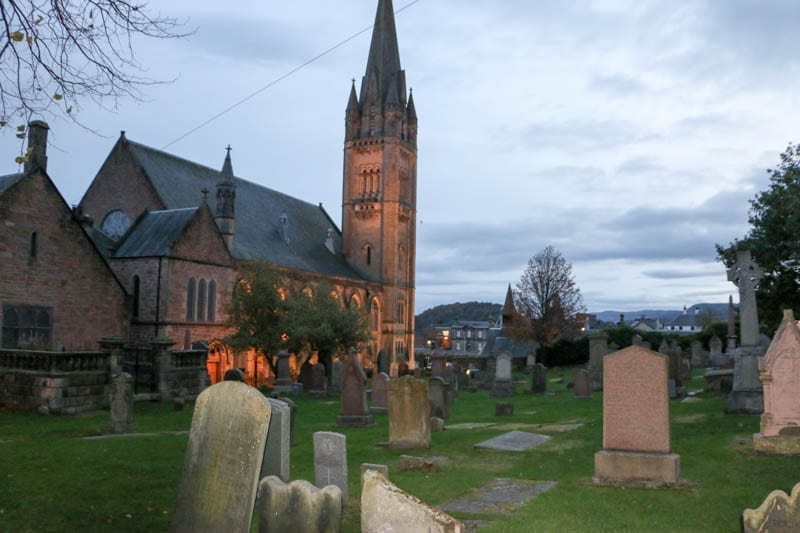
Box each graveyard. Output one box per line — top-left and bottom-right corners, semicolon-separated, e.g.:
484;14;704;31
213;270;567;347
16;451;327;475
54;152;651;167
1;364;798;532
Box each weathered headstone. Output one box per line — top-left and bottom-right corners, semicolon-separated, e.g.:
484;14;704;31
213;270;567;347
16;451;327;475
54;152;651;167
376;349;389;375
109;372;134;434
261;398;291;482
370;372;389;414
727;250;765;414
428;377;450;419
172;381;272;532
632;334;643;347
594;346;680;486
361;470;465;533
709;336;727;367
300;360;314;391
588;331;608;391
531;363;547;394
309;363;327;399
273;350;293;394
690;340;708;368
726;294;738;354
329;359;342;396
443;363;457;399
743;482;800;533
754;310;800;454
388;376;431;449
257;477;342;533
495;402;513;417
361;463;389;480
337;348;374;427
313;431;348;507
430;353;446;378
573;369;591;399
492;352;513;397
658;339;670;355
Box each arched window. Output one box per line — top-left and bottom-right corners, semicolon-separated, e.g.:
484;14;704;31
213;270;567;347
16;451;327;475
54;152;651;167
349;294;362;309
197;279;207;322
207;281;216;322
29;232;37;259
370;298;380;330
132;276;140;318
186;278;196;321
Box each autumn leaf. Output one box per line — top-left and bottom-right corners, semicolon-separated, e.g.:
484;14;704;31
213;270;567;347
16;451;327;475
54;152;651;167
10;31;24;42
14;156;27;164
53;93;63;101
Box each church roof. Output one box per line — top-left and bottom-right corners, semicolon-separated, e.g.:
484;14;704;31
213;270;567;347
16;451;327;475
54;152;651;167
114;207;198;258
0;172;24;194
121;139;364;280
360;0;406;109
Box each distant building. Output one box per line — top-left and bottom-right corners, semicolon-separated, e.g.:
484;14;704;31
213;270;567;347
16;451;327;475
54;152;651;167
434;320;491;355
630;317;663;332
665;303;730;334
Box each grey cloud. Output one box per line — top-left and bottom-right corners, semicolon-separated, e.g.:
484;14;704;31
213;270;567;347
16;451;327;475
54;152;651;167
519;120;659;153
589;74;647;96
643;269;718;280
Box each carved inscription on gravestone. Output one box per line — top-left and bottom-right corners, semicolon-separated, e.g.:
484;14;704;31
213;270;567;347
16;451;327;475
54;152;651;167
313;431;348;506
603;346;670;454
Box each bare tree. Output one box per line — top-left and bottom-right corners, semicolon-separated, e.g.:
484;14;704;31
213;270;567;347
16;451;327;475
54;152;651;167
514;245;586;349
0;0;187;136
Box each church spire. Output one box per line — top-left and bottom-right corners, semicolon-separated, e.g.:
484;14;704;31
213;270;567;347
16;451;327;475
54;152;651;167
215;145;236;251
360;0;405;111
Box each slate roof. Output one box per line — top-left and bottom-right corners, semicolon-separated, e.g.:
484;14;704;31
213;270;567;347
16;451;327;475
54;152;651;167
123;139;364;280
114;208;198;258
478;329;538;359
668;303;731;328
450;320;491;330
0;172;24;194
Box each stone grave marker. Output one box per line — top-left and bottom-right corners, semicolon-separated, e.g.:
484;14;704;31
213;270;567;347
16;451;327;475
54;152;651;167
370;372;389;414
376;349;389;375
691;340;708;368
658;339;670;355
429;377;450;419
309;363;327;399
273;350;293;394
743;482;800;533
632;334;643;346
337;348;374;427
261;398;291;482
328;359;342;396
361;463;389;480
594;346;680;486
300;360;314;391
109;372;134;434
361;470;465;533
388;375;431;449
257;476;342;533
443;363;457;398
475;430;551;452
531;363;546;394
709;336;725;366
754;310;800;454
588;331;608;391
573;369;591;399
172;381;272;532
430;353;446;378
495;402;513;416
313;431;348;506
492;352;513;397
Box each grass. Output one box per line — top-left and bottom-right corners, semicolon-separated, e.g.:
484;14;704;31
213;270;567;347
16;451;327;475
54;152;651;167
1;368;799;532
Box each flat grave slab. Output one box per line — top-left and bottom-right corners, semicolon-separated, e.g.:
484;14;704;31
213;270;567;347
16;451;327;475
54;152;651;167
446;422;496;430
474;431;551;452
440;478;557;514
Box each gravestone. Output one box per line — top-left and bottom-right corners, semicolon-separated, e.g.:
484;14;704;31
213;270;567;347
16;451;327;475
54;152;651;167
361;463;389;480
430;353;446;378
594;346;680;486
309;363;327;399
495;402;513;417
690;341;708;368
709;336;726;367
370;372;389;414
109;373;134;434
475;431;550;451
727;294;738;354
492;352;513;397
588;331;608;391
742;482;800;533
274;350;293;394
376;349;389;375
429;377;450;419
300;360;314;391
573;369;591;399
388;376;431;449
531;363;547;394
261;398;291;482
172;381;272;532
632;334;643;347
361;470;465;533
443;363;457;399
658;339;670;355
753;310;800;454
329;359;342;396
337;348;374;427
313;431;348;506
257;477;342;533
727;250;765;414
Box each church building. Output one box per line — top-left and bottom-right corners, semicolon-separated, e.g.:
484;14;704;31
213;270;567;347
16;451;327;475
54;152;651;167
75;0;418;383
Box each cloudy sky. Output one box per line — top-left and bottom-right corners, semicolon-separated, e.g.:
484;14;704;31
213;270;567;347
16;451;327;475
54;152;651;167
2;0;799;314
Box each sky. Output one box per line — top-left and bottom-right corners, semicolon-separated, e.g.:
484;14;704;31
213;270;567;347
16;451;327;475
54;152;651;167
2;0;799;315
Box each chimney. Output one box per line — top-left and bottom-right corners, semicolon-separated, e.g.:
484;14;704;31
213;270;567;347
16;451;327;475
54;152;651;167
24;120;49;174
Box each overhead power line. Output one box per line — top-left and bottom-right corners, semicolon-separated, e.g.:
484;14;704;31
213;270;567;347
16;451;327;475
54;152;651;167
162;0;423;150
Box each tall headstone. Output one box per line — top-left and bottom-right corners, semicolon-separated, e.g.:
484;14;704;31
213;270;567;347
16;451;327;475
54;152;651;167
388;376;431;449
337;348;374;427
753;310;800;454
492;352;513;397
690;341;707;368
430;353;446;379
257;477;342;533
309;363;327;398
443;363;458;399
658;339;669;355
274;350;293;394
313;431;349;507
172;381;272;532
109;372;134;434
300;360;314;391
727;250;766;414
594;346;680;486
376;350;389;375
530;363;547;394
370;372;389;414
573;369;592;399
742;482;800;533
329;359;342;396
587;331;608;391
261;398;291;482
709;336;725;367
428;377;450;419
726;294;738;353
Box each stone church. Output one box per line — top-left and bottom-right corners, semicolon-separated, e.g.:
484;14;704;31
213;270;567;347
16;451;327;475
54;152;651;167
75;0;418;383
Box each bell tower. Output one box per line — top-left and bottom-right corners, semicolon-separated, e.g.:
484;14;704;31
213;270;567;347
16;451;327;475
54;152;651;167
342;0;417;366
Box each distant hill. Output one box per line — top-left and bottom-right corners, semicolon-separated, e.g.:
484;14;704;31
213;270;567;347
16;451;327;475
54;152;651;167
594;303;730;325
415;302;502;336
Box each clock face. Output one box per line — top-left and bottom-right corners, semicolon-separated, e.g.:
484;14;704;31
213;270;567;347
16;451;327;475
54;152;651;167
101;210;131;240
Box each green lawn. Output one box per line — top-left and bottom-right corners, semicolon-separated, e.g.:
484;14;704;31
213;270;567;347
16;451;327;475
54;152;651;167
1;368;798;532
